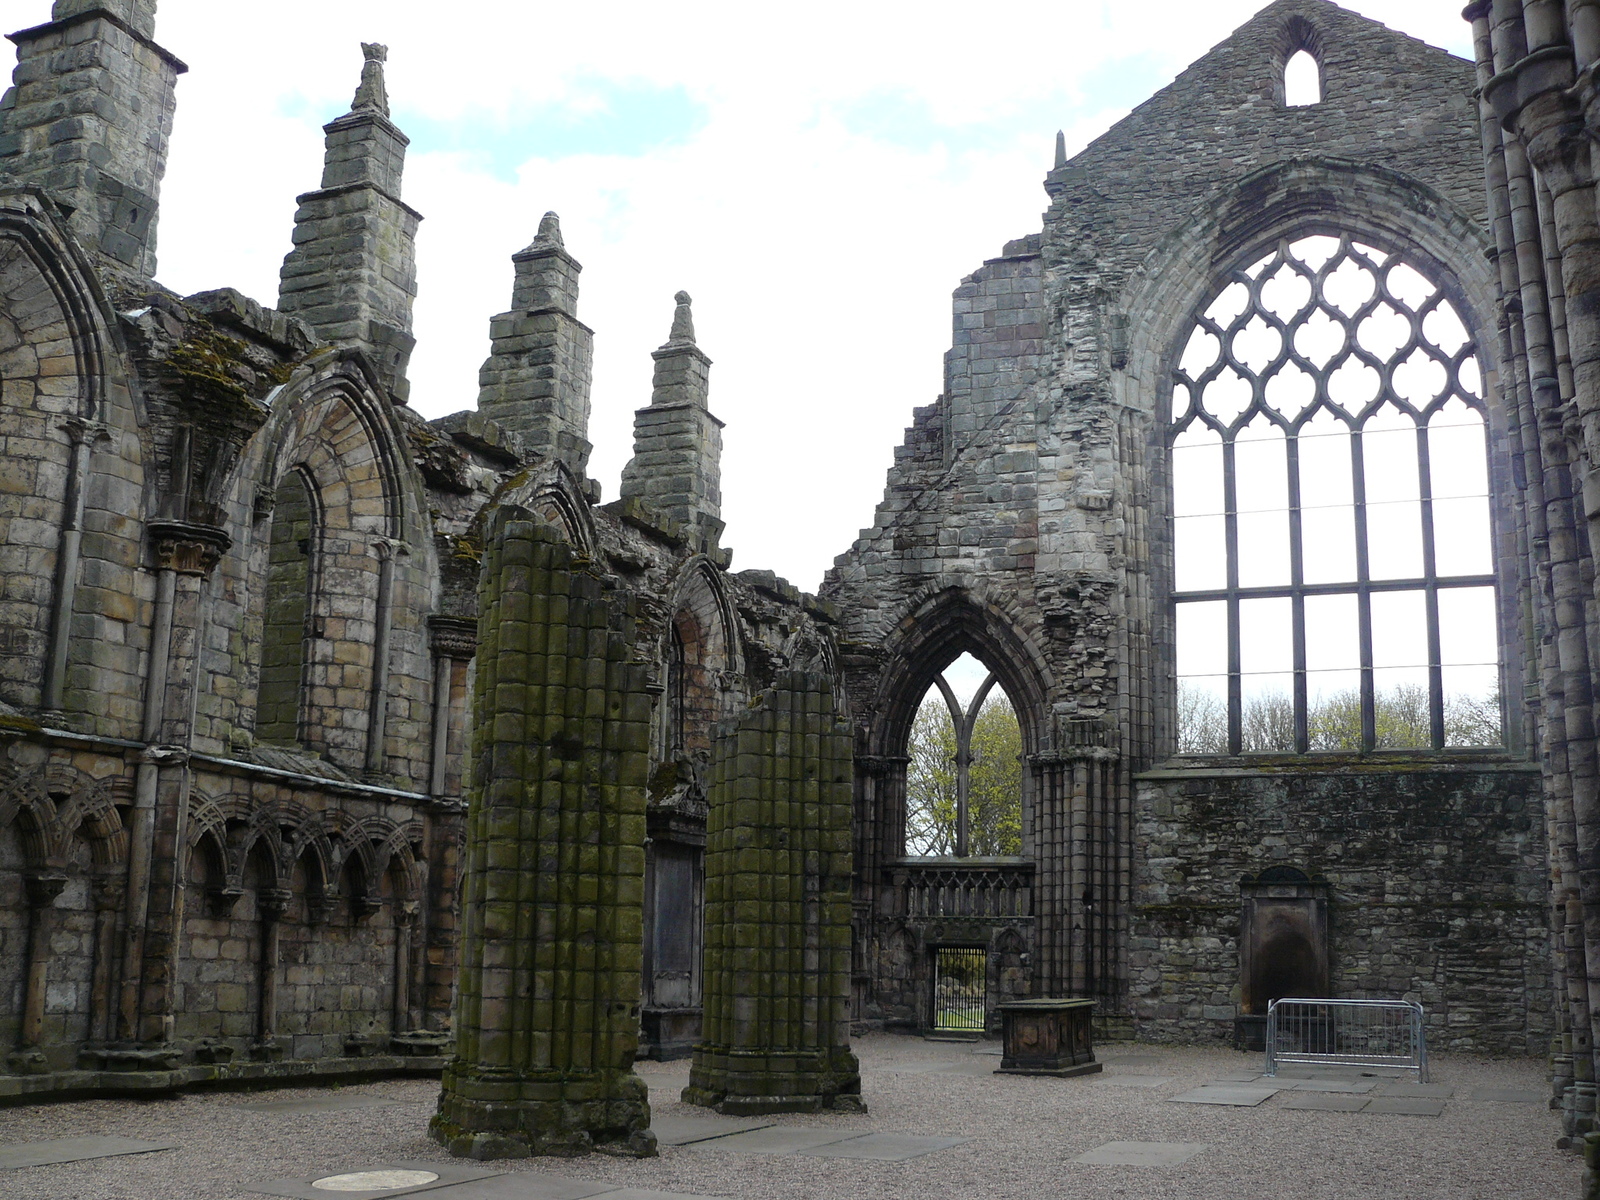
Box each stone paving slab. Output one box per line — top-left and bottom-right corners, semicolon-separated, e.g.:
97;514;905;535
649;1115;775;1147
1093;1075;1176;1089
0;1135;173;1171
1375;1083;1454;1099
425;1181;719;1200
1214;1069;1264;1081
1278;1079;1376;1094
230;1095;405;1114
421;1177;618;1200
1169;1084;1280;1107
795;1133;971;1161
1101;1054;1165;1066
244;1160;501;1199
1467;1088;1544;1104
681;1126;866;1155
1072;1141;1210;1166
1363;1097;1447;1116
1282;1093;1372;1112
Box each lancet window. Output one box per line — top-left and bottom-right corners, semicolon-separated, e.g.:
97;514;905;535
906;653;1022;856
1171;235;1501;754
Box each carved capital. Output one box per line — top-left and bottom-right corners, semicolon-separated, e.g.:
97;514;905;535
428;615;478;660
257;887;293;921
24;872;69;907
61;417;111;448
148;520;232;577
91;874;126;911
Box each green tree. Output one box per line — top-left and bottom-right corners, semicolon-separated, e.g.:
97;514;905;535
1180;681;1503;752
905;691;1023;856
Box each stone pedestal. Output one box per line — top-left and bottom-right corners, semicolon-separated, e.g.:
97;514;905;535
996;998;1101;1078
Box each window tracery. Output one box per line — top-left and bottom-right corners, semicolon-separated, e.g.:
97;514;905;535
1171;235;1501;754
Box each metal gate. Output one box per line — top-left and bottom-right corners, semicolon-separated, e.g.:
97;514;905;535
932;947;987;1032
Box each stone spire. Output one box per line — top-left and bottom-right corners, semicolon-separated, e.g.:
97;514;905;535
277;43;421;404
1054;130;1067;169
618;292;724;545
0;0;185;276
475;212;594;472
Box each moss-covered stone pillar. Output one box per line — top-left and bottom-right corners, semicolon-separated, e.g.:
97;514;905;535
431;510;655;1159
684;670;863;1114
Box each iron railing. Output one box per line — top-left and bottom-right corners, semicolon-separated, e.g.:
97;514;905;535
933;947;987;1032
1265;997;1428;1081
897;858;1034;920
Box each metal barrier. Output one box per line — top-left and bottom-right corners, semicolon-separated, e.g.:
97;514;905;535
1265;997;1428;1082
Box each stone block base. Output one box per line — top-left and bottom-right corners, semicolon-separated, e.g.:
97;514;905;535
431;1064;656;1159
682;1046;864;1115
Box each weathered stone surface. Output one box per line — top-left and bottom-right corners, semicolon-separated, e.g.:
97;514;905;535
684;672;862;1115
432;511;655;1159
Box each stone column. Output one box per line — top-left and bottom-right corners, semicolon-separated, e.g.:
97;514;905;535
125;522;229;1049
89;875;124;1046
365;539;398;774
431;511;655;1159
684;671;862;1115
427;616;477;796
393;900;419;1036
10;873;68;1073
253;887;291;1061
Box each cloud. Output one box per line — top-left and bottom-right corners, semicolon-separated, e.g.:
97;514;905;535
124;0;1476;591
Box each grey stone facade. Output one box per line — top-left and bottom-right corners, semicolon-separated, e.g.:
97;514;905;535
0;0;1582;1169
826;0;1550;1058
0;1;845;1102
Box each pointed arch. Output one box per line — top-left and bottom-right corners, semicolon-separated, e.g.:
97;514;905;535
869;583;1053;761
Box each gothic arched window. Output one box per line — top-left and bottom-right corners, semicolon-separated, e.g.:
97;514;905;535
1171;235;1501;754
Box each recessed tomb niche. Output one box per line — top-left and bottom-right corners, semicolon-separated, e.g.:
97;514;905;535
1235;865;1329;1050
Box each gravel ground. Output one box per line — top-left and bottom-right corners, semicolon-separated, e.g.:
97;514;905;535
0;1033;1579;1200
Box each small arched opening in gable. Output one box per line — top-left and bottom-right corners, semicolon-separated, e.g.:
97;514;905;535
1276;17;1325;107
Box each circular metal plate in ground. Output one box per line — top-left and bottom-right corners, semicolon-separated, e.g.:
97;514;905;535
311;1169;440;1191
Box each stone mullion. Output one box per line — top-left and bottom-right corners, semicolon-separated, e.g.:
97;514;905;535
434;514;652;1158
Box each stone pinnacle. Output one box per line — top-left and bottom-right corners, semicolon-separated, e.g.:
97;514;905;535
353;42;390;116
670;291;695;344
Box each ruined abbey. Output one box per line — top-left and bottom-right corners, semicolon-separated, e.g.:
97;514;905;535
3;0;1600;1166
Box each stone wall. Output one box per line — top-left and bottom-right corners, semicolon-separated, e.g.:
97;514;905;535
1132;765;1551;1053
827;0;1545;1057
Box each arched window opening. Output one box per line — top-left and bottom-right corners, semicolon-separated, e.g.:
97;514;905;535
664;610;717;756
1284;49;1321;106
1172;235;1501;755
257;471;316;746
906;652;1022;856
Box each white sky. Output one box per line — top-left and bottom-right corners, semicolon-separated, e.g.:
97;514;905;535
82;0;1475;594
